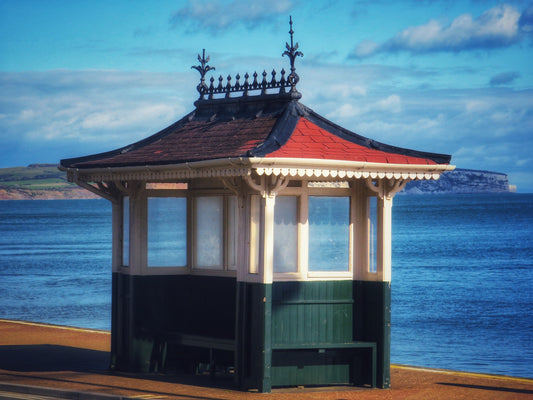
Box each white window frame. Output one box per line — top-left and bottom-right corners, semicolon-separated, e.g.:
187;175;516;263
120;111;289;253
191;193;238;277
141;189;189;275
271;184;354;281
272;194;300;276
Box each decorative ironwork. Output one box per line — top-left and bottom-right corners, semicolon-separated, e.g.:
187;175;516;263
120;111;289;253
283;16;303;91
192;17;303;101
196;68;293;100
191;49;215;100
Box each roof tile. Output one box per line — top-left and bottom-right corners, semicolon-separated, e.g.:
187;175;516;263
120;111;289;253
266;118;437;165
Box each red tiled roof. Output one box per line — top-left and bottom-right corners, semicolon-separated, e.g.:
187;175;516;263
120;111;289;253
61;97;450;170
66;115;277;168
266;118;437;165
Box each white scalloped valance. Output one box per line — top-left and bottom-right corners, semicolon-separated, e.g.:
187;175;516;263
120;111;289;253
254;167;441;181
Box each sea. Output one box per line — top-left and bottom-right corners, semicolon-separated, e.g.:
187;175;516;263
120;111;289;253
0;193;532;378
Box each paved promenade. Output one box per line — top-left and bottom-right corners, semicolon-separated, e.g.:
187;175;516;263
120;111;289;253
0;319;532;400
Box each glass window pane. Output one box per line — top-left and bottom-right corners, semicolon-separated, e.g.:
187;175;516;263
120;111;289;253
227;196;237;270
274;196;298;273
309;196;349;271
148;197;187;267
249;195;260;274
123;197;129;266
369;196;377;273
196;196;223;269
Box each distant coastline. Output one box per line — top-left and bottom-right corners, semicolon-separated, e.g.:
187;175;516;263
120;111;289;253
402;168;515;194
0;164;515;200
0;164;98;200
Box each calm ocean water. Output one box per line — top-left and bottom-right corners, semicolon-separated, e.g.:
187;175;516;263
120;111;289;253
0;194;531;378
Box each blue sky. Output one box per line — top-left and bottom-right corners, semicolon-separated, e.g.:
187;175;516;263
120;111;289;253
1;0;532;191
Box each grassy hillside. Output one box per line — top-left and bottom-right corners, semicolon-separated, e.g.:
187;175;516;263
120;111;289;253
0;164;97;199
0;164;69;187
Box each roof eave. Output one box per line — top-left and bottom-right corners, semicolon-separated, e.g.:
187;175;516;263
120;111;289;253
63;156;455;183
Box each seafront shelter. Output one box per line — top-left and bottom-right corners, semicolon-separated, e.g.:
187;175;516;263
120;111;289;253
59;22;453;392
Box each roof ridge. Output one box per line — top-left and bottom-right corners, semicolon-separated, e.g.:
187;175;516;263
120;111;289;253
246;101;303;157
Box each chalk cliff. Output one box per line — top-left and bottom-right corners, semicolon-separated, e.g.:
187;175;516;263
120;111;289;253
402;168;513;194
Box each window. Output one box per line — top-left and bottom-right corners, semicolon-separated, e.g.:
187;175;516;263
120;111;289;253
274;196;298;273
123;197;129;267
195;196;237;270
195;196;223;268
249;195;261;274
308;196;350;271
369;196;377;273
147;197;187;267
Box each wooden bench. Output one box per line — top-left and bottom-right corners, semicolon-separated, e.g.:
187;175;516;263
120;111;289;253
272;341;377;388
144;329;236;375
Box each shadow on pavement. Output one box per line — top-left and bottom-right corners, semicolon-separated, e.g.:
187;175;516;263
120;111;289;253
437;382;533;395
0;345;109;372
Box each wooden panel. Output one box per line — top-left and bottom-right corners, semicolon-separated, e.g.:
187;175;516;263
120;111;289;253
271;349;352;386
235;281;272;392
353;280;391;388
132;274;236;339
271;281;354;346
111;273;237;373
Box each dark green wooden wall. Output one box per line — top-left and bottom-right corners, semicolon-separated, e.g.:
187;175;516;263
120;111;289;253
272;280;354;345
354;280;391;389
271;280;355;386
111;275;390;390
111;273;236;372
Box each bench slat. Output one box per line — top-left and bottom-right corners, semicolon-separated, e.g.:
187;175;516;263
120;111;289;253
272;341;376;350
148;331;236;352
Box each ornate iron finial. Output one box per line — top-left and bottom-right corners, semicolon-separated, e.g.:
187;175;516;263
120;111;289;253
282;16;303;91
192;22;305;104
191;49;215;99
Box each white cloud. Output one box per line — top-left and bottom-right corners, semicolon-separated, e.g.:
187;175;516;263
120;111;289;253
170;0;294;32
80;104;175;131
377;94;401;113
0;70;191;164
465;100;492;113
352;4;524;58
329;103;361;119
327;94;401;121
353;40;380;58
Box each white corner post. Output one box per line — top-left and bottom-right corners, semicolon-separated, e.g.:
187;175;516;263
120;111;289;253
364;178;407;282
261;193;276;285
128;183;147;276
376;195;393;282
352;182;370;280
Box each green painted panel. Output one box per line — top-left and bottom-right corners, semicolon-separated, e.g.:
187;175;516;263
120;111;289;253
111;276;390;391
271;350;351;386
269;281;359;388
271;281;354;346
111;273;134;371
132;274;236;339
111;273;236;373
353;280;391;389
235;281;272;392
